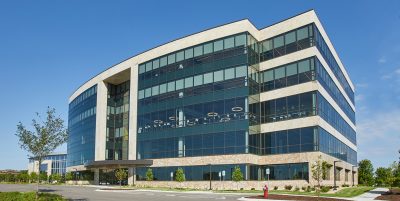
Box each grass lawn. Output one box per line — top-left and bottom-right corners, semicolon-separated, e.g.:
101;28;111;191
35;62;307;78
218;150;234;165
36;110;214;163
0;192;65;201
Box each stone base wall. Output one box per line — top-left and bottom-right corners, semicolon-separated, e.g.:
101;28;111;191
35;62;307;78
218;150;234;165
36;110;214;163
135;180;309;190
66;180;94;185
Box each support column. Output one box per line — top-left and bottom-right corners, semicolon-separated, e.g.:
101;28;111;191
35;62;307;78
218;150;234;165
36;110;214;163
94;169;100;185
128;167;136;186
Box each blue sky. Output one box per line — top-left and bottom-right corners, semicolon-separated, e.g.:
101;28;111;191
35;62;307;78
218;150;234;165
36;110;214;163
0;0;399;170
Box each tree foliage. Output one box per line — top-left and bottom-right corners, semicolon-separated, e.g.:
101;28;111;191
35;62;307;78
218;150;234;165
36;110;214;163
175;168;185;182
358;159;374;186
65;172;73;181
146;168;154;181
15;107;68;197
232;166;244;182
115;169;127;186
375;167;392;187
311;155;324;197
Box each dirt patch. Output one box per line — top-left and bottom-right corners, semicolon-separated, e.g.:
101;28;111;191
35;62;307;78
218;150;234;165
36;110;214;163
247;194;349;201
375;188;400;201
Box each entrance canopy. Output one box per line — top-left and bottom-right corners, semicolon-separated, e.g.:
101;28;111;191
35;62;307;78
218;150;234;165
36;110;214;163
84;160;153;169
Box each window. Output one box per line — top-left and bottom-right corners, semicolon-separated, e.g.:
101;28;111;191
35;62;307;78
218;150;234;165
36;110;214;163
176;79;184;90
138;90;144;99
297;27;308;40
176;51;184;62
213;70;223;82
285;31;296;44
145;62;152;72
167;81;175;92
185;77;193;88
145;88;151;98
159;83;166;94
213;40;223;52
286;63;297;76
298;60;310;73
236;66;247;77
139;64;145;74
235;34;246;47
194;46;203;57
204;72;213;84
273;36;284;48
153;59;160;69
203;43;213;54
194;75;203;86
185;48;193;59
224;37;234;49
168;54;176;65
262;40;272;52
152;86;159;96
274;67;285;79
160;56;167;67
224;68;235;80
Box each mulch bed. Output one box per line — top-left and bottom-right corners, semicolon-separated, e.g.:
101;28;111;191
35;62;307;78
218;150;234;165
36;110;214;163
375;188;400;201
247;194;348;201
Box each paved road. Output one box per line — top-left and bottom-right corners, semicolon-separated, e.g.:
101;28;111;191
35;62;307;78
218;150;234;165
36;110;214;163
0;184;244;201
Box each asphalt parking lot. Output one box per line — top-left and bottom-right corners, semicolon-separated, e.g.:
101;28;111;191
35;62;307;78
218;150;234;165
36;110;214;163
0;184;245;201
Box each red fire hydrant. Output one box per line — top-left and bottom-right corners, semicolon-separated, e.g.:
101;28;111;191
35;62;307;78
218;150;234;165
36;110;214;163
263;184;268;198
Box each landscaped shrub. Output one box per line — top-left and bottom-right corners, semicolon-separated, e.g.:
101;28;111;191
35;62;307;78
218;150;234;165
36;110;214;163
306;186;312;192
310;186;316;191
294;186;300;191
273;186;278;190
321;186;331;193
301;186;306;191
342;184;349;187
284;185;293;190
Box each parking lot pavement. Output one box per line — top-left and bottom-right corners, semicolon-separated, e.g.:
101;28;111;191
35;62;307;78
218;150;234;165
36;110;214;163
0;184;245;201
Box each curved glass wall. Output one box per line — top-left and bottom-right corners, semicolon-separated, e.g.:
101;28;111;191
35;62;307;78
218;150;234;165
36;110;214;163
67;85;97;167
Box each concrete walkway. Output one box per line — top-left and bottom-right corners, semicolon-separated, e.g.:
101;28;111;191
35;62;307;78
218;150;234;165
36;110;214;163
353;188;388;201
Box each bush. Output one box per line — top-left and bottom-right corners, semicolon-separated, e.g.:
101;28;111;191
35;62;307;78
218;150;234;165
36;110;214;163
342;184;349;187
310;186;316;191
0;192;64;201
321;186;331;193
284;185;293;190
251;188;255;191
301;186;306;191
273;186;278;190
294;187;300;191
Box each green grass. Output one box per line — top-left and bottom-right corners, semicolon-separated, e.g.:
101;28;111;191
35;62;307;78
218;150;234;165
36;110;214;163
0;192;65;201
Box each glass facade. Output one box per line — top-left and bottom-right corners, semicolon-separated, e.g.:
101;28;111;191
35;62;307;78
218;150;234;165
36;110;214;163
32;154;67;175
137;33;252;160
67;85;97;167
106;81;130;160
249;163;309;181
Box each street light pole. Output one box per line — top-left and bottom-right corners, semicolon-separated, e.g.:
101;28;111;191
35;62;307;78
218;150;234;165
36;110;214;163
333;161;341;190
209;164;212;190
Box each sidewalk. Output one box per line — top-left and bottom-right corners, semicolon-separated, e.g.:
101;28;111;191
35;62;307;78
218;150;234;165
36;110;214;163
353;188;388;201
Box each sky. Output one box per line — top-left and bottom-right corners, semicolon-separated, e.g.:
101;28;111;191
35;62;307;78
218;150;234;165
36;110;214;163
0;0;399;170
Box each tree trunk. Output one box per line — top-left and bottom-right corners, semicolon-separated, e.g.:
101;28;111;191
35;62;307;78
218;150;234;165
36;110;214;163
36;158;41;201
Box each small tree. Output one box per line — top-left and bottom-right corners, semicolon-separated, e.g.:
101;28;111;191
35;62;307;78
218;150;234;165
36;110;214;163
115;169;127;187
322;161;332;180
311;155;324;197
51;174;62;183
65;172;73;181
358;159;374;186
375;167;392;187
146;168;154;181
175;168;185;182
39;172;48;183
232;166;244;190
30;172;38;183
15;107;68;199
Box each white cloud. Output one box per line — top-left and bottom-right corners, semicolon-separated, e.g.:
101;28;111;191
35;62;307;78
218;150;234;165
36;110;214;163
395;68;400;75
356;83;368;88
381;74;392;80
355;94;365;102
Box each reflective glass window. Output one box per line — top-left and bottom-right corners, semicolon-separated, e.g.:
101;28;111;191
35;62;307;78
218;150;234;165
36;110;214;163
203;43;213;54
274;67;285;79
138;90;144;99
224;37;234;49
236;66;247;77
194;75;203;86
298;60;310;73
159;83;166;94
176;79;184;90
273;36;284;48
145;62;152;72
194;46;203;57
176;51;184;62
264;70;274;82
185;77;193;88
204;72;213;84
153;59;160;69
286;63;297;76
297;27;308;40
167;81;175;92
285;31;296;44
152;86;159;96
185;48;193;59
235;34;246;47
214;70;223;82
224;68;235;80
213;40;223;52
167;54;176;65
145;88;151;98
262;40;272;52
160;56;167;67
139;64;145;74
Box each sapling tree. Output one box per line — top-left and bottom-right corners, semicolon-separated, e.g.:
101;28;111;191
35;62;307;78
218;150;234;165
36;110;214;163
15;107;68;199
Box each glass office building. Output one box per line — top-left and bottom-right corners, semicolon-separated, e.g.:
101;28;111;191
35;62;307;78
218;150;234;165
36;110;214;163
67;10;358;188
28;153;67;176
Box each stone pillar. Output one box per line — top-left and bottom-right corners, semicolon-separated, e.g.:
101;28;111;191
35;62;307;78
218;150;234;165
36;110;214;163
128;167;136;186
94;169;100;185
